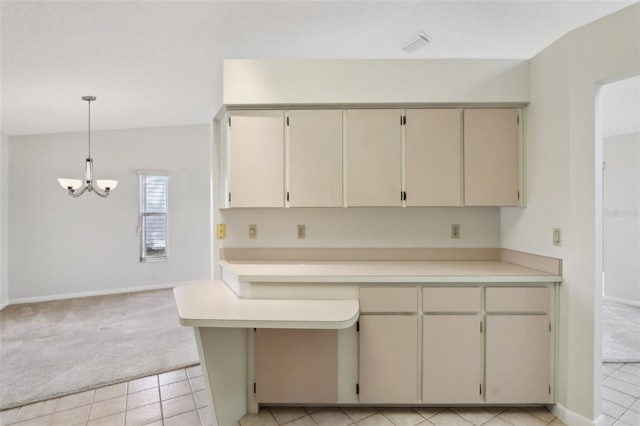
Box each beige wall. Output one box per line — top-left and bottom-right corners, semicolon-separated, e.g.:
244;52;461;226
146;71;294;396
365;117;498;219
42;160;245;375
501;3;640;422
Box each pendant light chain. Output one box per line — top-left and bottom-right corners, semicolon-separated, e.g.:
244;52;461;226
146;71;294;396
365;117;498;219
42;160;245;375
87;98;91;159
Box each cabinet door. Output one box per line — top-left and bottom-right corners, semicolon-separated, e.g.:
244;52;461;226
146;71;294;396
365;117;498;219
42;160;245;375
347;109;402;206
288;110;343;207
486;315;551;403
422;315;482;403
256;329;338;403
406;109;462;206
359;315;418;403
463;109;520;206
228;111;284;207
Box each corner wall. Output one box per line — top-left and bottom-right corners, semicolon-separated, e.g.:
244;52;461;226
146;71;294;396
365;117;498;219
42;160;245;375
8;124;212;302
500;4;640;421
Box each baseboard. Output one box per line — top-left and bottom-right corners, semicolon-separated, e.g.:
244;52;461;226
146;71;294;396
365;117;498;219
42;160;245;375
6;281;200;306
0;299;8;311
551;404;602;425
603;295;640;307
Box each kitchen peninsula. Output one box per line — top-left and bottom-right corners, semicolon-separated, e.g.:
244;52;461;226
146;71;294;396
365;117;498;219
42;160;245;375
174;248;562;426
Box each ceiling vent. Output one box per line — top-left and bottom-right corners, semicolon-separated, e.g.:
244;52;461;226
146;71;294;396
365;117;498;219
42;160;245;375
401;32;431;54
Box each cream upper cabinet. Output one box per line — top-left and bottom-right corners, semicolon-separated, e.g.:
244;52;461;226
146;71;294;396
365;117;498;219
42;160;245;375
227;110;284;208
287;110;343;207
347;109;403;207
463;108;520;206
406;109;462;206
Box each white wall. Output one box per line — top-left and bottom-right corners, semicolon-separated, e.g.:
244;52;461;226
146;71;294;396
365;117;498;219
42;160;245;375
0;133;9;309
221;207;500;249
500;3;640;422
216;58;529;270
603;132;640;305
223;59;530;105
8;125;211;302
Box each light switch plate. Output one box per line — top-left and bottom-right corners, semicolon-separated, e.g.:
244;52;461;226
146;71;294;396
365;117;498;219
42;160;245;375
297;224;306;239
249;224;258;239
451;224;460;239
553;228;561;246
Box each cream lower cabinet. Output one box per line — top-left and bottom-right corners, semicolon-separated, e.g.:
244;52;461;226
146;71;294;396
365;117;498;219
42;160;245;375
422;287;482;403
255;329;338;404
358;287;418;403
359;315;418;403
485;287;552;404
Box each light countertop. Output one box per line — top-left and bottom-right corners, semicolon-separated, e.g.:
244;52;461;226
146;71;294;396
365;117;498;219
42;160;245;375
173;280;359;329
220;260;561;283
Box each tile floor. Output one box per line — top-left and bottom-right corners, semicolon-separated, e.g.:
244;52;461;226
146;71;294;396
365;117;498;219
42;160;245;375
2;363;638;426
601;362;640;426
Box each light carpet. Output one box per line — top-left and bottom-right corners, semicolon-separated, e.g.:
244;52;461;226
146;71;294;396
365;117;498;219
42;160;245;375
0;288;199;410
602;300;640;362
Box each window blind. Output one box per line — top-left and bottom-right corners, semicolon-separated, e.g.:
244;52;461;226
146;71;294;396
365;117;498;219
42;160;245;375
139;173;168;262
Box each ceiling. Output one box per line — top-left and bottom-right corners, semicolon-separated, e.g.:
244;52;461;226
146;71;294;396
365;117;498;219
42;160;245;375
1;0;637;136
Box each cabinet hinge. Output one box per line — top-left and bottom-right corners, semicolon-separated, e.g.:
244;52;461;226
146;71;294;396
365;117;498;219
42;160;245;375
480;384;482;394
517;115;520;125
254;383;256;394
549;385;551;394
286;192;290;202
401;191;407;201
549;322;552;332
518;191;520;200
403;115;407;125
286;116;290;126
228;192;231;202
356;384;360;395
480;322;483;333
356;321;359;332
228;116;231;127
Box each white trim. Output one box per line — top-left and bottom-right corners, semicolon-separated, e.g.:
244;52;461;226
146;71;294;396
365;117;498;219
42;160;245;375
4;281;203;306
551;403;601;426
137;169;171;177
0;300;8;311
603;295;640;307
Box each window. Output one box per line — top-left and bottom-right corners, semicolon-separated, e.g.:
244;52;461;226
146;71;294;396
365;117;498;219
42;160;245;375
139;171;169;262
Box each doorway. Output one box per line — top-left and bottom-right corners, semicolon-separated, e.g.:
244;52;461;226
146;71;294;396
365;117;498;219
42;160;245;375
598;75;640;424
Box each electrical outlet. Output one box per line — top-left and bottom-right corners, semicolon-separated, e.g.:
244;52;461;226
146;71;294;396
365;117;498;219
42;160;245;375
216;224;226;239
249;224;258;239
451;224;460;239
553;228;561;246
297;224;306;239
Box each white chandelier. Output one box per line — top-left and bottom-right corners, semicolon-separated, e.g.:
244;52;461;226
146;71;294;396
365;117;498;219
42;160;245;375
58;96;118;198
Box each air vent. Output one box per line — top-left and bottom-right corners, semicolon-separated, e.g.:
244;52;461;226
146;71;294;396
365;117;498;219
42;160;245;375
401;32;431;54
